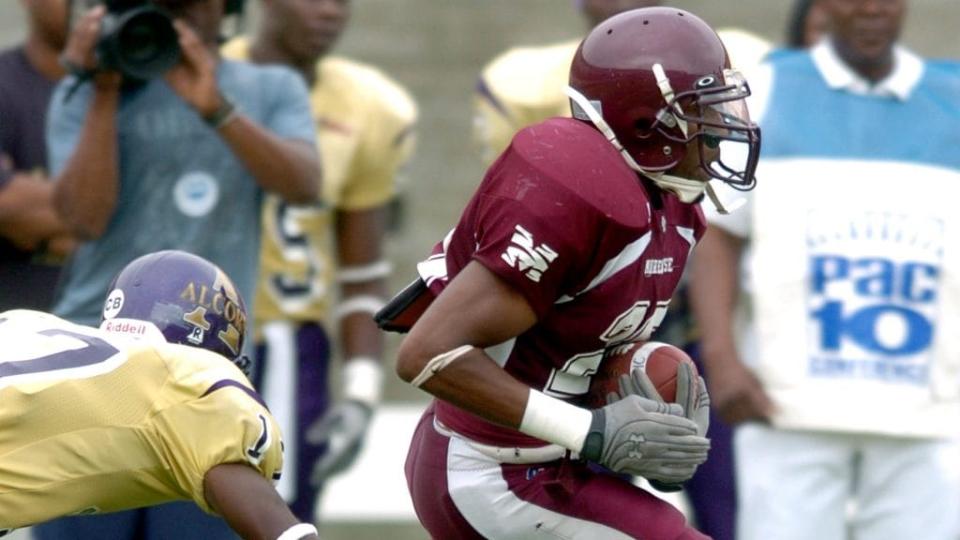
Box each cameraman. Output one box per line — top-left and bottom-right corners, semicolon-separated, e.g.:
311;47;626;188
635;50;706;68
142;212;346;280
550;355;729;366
34;1;320;539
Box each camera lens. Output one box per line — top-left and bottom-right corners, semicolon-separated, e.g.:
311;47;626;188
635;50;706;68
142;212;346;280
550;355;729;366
121;20;162;61
98;5;181;80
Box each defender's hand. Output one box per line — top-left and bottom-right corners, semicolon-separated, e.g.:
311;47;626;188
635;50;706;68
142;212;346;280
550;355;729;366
165;19;220;117
581;395;710;485
306;400;373;486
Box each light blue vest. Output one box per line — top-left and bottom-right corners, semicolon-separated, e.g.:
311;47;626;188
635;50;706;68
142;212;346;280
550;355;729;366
760;50;960;169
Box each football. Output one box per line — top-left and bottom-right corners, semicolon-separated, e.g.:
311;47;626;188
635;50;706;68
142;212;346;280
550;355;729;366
584;341;697;409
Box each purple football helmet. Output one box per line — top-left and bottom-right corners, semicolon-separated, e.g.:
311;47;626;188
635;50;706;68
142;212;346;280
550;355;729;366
102;250;250;373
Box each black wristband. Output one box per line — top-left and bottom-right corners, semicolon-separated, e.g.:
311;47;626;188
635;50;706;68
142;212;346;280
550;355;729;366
203;96;237;129
649;479;685;493
581;409;606;462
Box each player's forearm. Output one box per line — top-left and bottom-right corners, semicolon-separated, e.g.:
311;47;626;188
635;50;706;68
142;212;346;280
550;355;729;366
216;115;320;203
394;260;588;445
397;344;593;451
334;206;391;400
337;308;386;406
400;345;529;427
52;86;120;240
204;463;318;540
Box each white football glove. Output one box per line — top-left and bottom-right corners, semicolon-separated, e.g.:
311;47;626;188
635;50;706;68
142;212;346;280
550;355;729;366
618;362;712;491
675;362;710;437
617;362;710;436
581;394;710;484
306;399;373;486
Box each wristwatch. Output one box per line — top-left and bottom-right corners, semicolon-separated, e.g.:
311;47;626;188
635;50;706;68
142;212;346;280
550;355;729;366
203;96;238;130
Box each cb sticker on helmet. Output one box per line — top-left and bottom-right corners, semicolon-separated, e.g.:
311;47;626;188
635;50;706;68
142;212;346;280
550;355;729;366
103;289;125;320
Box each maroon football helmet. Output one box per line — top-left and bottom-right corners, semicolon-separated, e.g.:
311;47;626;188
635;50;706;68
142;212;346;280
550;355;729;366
568;7;760;193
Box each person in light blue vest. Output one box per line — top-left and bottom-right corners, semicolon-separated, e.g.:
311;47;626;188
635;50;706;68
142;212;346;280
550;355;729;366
689;1;960;539
35;1;320;539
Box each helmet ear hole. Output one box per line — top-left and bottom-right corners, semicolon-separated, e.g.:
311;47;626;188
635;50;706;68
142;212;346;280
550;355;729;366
634;118;655;138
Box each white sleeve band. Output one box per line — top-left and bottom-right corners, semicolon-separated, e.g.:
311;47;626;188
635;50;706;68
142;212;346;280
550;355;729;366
519;389;593;453
333;295;386;320
343;356;384;406
336;260;393;283
276;523;318;540
410;345;475;387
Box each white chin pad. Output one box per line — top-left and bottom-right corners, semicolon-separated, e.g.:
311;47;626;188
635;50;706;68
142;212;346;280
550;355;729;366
410;345;475;387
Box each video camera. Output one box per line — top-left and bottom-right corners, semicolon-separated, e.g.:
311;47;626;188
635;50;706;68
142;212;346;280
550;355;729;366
97;0;181;80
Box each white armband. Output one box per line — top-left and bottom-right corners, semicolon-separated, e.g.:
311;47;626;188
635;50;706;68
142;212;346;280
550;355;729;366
519;389;593;453
343;356;384;406
333;294;386;321
276;522;317;540
410;345;474;387
337;260;393;283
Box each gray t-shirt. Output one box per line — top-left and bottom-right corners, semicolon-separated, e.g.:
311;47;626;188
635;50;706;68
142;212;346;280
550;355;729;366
48;60;316;326
0;46;62;311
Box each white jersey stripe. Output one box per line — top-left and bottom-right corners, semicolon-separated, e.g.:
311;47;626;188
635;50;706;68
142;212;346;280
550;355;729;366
676;226;696;248
260;322;299;501
445;434;633;539
556;232;652;304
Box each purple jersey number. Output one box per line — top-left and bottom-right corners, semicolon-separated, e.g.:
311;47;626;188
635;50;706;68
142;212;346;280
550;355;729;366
0;327;120;379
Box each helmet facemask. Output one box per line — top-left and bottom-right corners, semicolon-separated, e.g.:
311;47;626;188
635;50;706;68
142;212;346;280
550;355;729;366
662;69;761;191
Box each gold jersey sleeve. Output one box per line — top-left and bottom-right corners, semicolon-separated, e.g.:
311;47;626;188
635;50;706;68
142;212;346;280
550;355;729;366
472;39;579;164
148;370;284;514
222;37;418;325
0;310;283;529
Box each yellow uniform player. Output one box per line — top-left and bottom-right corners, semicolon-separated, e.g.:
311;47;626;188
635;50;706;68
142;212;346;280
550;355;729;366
473;39;579;164
223;38;416;326
0;310;281;527
0;251;318;540
221;0;416;522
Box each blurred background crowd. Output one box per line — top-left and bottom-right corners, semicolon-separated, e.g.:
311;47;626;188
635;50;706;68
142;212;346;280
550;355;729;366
1;1;958;539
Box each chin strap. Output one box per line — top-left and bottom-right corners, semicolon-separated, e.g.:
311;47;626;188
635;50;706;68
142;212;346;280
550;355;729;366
704;183;744;215
565;85;646;172
652;63;689;138
640;171;709;205
565;84;742;214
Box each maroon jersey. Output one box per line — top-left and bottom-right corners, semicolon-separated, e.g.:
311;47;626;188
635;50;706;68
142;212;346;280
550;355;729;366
418;117;706;447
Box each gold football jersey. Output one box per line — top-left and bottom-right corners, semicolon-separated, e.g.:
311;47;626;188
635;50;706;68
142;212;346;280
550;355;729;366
473;39;578;165
0;310;283;529
473;29;771;165
222;38;418;326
